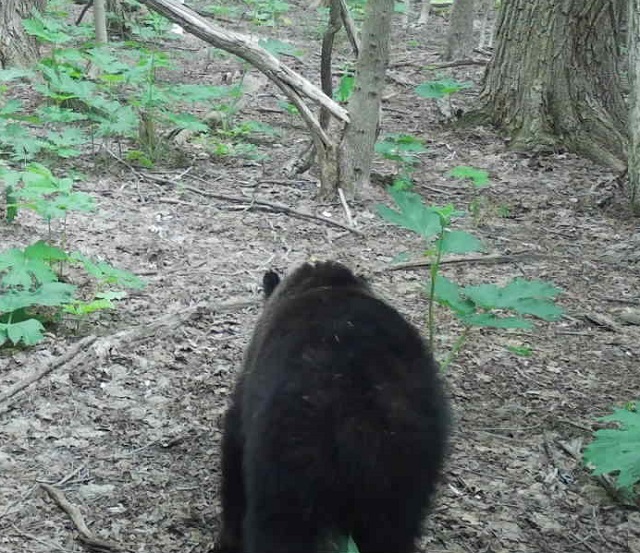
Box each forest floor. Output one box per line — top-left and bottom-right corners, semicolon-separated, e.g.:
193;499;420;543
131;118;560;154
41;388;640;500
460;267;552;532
1;2;640;553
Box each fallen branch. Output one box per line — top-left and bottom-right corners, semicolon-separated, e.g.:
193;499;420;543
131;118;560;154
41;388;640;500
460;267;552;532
40;484;121;552
425;58;488;70
145;173;366;236
0;299;256;414
373;251;547;273
0;335;97;404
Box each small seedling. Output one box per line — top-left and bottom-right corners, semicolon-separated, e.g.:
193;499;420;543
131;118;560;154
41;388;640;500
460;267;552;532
506;344;533;357
377;187;563;367
415;78;472;99
584;401;640;499
447;165;490;188
0;242;145;347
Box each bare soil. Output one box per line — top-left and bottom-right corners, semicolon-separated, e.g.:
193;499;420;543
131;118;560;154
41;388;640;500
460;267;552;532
1;3;639;553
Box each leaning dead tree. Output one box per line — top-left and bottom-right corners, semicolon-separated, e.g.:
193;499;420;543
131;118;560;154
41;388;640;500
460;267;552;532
138;0;392;199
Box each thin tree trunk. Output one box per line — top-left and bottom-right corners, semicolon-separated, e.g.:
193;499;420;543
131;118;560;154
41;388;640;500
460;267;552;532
471;0;627;171
94;0;108;44
629;0;640;211
445;0;475;60
0;0;45;67
338;0;393;197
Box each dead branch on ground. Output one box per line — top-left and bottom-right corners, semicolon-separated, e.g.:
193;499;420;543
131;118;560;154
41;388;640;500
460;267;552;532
0;299;256;414
40;484;123;552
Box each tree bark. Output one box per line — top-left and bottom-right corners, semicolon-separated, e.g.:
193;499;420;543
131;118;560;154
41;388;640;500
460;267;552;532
0;0;45;67
338;0;393;197
629;0;640;211
471;0;627;171
445;0;475;60
94;0;108;44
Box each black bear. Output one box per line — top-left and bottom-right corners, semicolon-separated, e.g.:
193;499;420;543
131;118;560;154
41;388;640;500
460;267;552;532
215;261;449;553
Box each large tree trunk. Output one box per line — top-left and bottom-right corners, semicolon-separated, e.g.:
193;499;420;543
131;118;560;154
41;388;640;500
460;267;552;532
445;0;475;60
629;0;640;212
337;0;393;197
0;0;45;67
472;0;627;171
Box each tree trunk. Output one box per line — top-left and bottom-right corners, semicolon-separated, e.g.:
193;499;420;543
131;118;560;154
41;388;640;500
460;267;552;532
629;0;640;211
445;0;475;60
94;0;108;44
472;0;627;171
337;0;393;197
0;0;45;67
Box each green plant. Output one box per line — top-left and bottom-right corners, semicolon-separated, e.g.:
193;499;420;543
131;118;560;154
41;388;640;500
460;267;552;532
1;164;94;230
375;133;428;190
584;401;640;497
334;74;355;103
18;10;245;163
0;241;144;347
415;78;472;99
447;166;490;187
377;188;563;367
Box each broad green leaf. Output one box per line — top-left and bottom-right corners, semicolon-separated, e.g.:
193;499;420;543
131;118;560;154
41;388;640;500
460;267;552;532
335;75;355;102
24;241;68;262
462;283;501;309
23;16;72;44
0;99;23;117
506;297;564;320
447;166;490;187
5;318;46;346
584;405;640;491
439;230;483;254
0;282;75;313
431;275;475;316
63;298;114;315
164;112;209;132
0;68;33;83
0;248;58;288
377;188;442;239
71;253;145;289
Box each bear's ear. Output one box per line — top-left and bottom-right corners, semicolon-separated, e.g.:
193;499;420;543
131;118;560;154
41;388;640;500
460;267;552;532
262;270;281;298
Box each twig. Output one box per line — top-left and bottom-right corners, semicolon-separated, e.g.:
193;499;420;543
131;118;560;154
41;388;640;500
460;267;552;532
425;58;488;70
337;187;355;227
104;151;363;236
373;251;546;273
146;173;365;237
40;484;121;552
0;335;98;405
10;524;74;553
0;300;257;414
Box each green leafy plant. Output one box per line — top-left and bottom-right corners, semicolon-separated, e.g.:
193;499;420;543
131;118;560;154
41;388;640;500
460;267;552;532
0;241;144;347
377;188;563;367
415;78;472;99
375;133;428;190
584;402;640;496
18;11;245;162
1;164;94;232
447;166;490;188
334;74;355;103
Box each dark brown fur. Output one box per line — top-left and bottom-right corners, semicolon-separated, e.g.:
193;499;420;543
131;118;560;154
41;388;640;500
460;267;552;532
215;261;449;553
